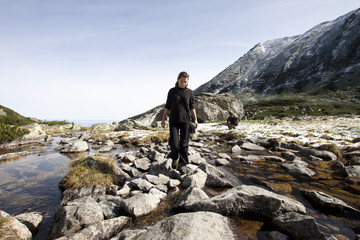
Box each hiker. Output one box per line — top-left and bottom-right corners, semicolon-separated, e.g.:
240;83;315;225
226;112;238;129
161;71;198;169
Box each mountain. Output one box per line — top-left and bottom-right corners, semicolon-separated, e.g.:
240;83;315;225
0;105;35;126
194;8;360;95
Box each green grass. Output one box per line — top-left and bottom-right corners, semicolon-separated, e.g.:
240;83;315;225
0;124;30;144
0;105;34;126
242;87;360;120
42;120;72;126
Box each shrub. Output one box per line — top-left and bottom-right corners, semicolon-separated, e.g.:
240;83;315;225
0;124;30;144
43;120;72;126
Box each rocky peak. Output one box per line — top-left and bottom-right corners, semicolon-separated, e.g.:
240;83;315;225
194;8;360;95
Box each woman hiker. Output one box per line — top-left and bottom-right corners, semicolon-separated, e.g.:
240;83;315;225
161;71;198;169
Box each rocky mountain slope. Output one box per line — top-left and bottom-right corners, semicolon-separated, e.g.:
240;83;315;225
194;8;360;95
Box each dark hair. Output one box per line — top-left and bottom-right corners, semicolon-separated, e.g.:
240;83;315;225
175;71;189;87
177;71;189;80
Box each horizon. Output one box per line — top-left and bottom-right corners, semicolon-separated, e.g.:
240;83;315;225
1;1;359;121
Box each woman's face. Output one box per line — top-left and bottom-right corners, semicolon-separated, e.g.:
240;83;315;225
178;77;189;88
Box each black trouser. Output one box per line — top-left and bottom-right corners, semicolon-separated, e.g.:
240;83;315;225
168;122;190;164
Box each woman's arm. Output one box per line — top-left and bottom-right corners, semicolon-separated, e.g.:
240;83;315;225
191;108;198;128
161;108;169;128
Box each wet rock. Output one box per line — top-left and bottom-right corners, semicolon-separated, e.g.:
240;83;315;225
240;142;266;151
218;152;231;160
0;151;38;161
301;190;360;215
183;185;306;217
243;174;273;191
300;148;337;161
282;161;316;178
56;216;130;240
15;211;43;235
281;151;301;161
121;193;161;217
199;163;226;178
174;187;210;209
48;196;104;239
266;231;290;240
215;158;231;166
344;165;360;183
0;210;32;240
145;174;170;185
134;211;236;240
233;154;262;163
262;155;286;163
273;212;332;240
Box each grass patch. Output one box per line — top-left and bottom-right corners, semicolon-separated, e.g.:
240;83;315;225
120;130;169;146
43;120;72;126
62;155;117;190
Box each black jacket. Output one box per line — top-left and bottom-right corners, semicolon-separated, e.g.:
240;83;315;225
165;87;195;124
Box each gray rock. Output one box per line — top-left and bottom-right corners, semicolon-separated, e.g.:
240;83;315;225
281;151;301;161
136;211;236;240
266;231;290;240
174;187;210;209
134;157;152;171
240;142;266;151
243;174;273;191
183;185;306;217
145;174;170;185
98;195;123;219
99;146;113;153
61;185;107;205
129;178;154;192
149;188;167;200
263;155;286;163
15;211;43;234
56;216;130;240
121;193;161;217
345;165;360;183
188;152;206;165
273;212;329;240
233;154;262;163
231;145;242;153
301;190;360;214
111;229;147;240
199;163;226;178
182;168;207;189
218;152;231;160
59;140;89;153
215;158;231;166
282;161;316;178
300;148;337;161
48;196;104;239
0;210;32;240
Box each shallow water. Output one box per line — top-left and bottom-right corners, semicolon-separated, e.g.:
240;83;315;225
0;138;126;240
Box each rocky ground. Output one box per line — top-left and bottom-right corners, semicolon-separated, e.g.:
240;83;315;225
1;116;360;240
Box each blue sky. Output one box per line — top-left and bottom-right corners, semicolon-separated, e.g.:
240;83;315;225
0;0;359;123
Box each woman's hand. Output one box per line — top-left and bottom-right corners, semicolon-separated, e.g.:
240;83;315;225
194;120;198;129
161;120;166;128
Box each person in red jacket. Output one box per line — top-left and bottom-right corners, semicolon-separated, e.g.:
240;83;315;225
161;71;198;169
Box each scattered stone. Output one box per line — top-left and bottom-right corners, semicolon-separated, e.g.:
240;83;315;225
262;155;286;163
134;157;152;171
344;165;360;183
240;142;266;151
174;187;210;209
182;168;208;189
231;145;242;153
282;161;316;178
59;140;89;153
215;158;231;166
300;148;337;161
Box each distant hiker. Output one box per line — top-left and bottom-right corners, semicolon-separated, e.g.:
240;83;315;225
226;113;238;129
161;71;198;169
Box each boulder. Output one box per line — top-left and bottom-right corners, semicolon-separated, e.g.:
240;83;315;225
134;157;152;171
55;216;130;240
182;168;208;189
135;211;236;240
344;165;360;183
0;210;32;240
61;185;107;205
215;158;231;166
48;196;104;239
121;193;161;217
273;212;331;240
182;185;306;217
194;92;244;123
98;195;123;219
15;211;43;234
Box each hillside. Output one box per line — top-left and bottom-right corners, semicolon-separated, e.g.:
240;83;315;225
0;105;35;126
194;8;360;96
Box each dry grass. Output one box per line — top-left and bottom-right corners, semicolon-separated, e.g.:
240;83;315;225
120;130;169;146
62;155;117;190
214;130;245;141
0;215;10;237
